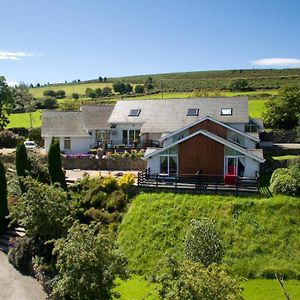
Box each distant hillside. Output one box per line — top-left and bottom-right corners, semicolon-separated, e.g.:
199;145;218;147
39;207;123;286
30;68;300;97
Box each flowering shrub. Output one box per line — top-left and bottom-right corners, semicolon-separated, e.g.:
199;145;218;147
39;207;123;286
105;149;145;160
118;173;135;191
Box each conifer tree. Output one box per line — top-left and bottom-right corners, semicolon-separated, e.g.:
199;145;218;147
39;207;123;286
16;142;31;193
48;139;67;190
0;161;8;233
16;142;31;177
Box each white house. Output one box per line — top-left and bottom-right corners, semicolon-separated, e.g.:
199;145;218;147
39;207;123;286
41;105;113;153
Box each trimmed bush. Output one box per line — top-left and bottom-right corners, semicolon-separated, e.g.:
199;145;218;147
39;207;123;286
0;130;23;148
8;236;33;274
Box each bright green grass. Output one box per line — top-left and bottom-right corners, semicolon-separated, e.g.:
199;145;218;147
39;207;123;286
8;110;41;128
114;275;157;300
273;155;299;161
242;279;300;300
114;277;300;300
29;82;114;98
248;99;266;118
118;193;300;278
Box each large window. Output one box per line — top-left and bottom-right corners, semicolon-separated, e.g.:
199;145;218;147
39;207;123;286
122;129;141;145
64;137;71;150
159;154;178;175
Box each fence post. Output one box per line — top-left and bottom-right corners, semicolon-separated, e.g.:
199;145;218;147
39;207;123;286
156;174;158;188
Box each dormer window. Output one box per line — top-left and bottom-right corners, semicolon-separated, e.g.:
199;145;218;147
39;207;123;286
221;108;232;116
187;108;199;116
128;109;141;116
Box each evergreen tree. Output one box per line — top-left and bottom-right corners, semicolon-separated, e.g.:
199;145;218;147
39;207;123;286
0;161;8;233
48;139;67;190
16;142;31;177
16;142;31;193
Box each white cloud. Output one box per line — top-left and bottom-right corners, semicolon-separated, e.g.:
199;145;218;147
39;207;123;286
0;50;33;60
251;58;300;67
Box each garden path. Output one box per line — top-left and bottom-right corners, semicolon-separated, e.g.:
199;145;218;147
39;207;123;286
0;252;46;300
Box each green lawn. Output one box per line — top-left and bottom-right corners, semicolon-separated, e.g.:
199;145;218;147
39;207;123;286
8;110;41;128
114;277;300;300
242;279;300;300
248;99;266;118
272;155;299;161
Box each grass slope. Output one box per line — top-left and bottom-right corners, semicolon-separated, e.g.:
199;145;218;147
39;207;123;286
118;193;300;278
30;68;300;96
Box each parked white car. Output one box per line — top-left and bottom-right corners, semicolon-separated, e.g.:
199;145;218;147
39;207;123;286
24;141;37;149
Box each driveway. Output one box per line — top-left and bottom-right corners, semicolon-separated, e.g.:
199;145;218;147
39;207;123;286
0;252;47;300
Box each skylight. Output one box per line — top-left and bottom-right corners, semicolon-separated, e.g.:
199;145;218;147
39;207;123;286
187;108;199;116
128;109;141;116
220;108;233;116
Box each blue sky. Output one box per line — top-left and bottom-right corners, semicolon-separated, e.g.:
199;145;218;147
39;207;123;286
1;0;299;85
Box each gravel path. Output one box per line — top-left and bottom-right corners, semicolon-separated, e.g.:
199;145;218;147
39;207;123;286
0;252;47;300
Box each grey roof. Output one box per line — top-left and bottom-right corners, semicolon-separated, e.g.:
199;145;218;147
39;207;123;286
246;149;264;161
41;111;89;137
81;105;114;130
108;97;249;133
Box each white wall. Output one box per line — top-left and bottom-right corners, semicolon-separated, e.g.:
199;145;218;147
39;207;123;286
44;136;93;154
244;157;260;179
146;155;161;174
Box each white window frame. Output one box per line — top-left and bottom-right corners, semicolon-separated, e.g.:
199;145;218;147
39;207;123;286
159;154;178;175
221;108;233;116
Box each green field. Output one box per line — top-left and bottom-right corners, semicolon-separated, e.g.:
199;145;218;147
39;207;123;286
113;277;300;300
117;193;300;278
8;110;41;128
29;82;113;98
273;155;299;161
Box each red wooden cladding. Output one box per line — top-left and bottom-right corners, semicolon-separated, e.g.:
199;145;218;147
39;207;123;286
178;133;224;175
189;119;227;137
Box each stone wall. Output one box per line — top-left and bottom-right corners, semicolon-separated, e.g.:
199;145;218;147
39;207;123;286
62;156;147;171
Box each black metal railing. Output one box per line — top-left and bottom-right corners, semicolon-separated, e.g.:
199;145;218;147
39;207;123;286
137;170;259;195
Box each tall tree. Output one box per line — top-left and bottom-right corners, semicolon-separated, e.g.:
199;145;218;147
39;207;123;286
16;142;31;193
48;139;67;190
0;76;14;130
144;76;154;92
0;161;8;233
13;84;35;127
263;85;300;129
16;142;31;177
